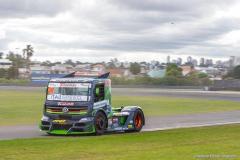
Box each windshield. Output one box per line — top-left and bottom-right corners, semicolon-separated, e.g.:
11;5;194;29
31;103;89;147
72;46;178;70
47;82;91;101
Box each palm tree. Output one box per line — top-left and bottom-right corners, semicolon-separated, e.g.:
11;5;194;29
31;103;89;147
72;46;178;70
22;45;34;60
22;45;34;69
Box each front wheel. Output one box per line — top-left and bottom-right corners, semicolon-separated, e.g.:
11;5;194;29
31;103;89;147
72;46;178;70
94;111;107;135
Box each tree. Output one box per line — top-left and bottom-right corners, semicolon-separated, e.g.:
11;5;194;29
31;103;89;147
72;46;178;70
41;60;53;67
233;65;240;79
64;59;75;67
166;64;182;77
130;62;141;75
6;52;25;79
6;52;25;68
22;45;34;69
7;66;18;79
0;68;7;78
198;72;208;79
0;52;3;59
22;45;34;60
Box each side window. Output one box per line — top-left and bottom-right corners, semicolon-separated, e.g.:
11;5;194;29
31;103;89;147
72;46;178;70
94;84;105;102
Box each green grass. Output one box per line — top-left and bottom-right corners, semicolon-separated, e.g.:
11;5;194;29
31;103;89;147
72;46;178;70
0;78;30;84
112;96;240;116
1;90;240;126
1;124;240;160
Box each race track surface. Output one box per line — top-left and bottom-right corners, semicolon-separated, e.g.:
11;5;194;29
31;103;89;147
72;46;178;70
113;88;240;101
1;86;240;101
1;111;240;140
1;86;240;140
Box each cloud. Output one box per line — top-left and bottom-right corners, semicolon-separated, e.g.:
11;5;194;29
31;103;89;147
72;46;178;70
0;0;73;18
0;0;240;62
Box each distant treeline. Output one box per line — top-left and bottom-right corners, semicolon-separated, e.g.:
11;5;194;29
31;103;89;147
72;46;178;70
111;76;212;86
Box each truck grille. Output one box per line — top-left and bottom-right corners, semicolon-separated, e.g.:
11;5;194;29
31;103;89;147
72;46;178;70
46;106;88;115
52;124;72;130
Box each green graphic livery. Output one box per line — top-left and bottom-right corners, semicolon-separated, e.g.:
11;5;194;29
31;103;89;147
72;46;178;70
40;72;145;135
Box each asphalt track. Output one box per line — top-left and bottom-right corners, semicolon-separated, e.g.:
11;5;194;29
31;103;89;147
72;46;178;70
1;86;240;101
1;111;240;140
0;86;240;140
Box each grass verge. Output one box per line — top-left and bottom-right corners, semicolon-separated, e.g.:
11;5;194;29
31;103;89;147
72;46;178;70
1;90;240;125
0;124;240;160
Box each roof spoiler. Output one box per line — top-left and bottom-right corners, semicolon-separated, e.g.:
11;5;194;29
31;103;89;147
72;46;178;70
63;72;110;79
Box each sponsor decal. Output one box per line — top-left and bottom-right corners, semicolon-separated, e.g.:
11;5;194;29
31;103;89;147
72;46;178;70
52;120;66;124
114;127;123;130
113;112;130;116
93;100;109;109
112;118;118;124
47;95;89;101
58;102;74;106
48;83;90;88
128;125;133;129
108;119;113;125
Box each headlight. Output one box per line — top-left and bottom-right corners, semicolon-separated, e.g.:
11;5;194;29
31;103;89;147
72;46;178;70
41;115;49;121
79;117;94;122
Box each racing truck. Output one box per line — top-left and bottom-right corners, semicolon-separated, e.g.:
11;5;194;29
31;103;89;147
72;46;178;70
40;72;145;135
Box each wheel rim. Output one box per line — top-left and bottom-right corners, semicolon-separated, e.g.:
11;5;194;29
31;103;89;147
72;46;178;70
96;117;105;130
134;113;142;129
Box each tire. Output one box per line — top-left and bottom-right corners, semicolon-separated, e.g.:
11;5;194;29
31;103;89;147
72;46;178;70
132;109;144;132
94;111;107;135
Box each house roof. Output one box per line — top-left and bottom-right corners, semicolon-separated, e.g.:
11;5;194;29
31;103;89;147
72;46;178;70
0;59;12;63
107;68;123;75
147;69;166;78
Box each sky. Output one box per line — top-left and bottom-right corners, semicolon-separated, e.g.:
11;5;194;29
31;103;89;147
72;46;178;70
0;0;240;62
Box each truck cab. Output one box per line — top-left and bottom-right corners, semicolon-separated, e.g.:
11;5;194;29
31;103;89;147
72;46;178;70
40;72;145;135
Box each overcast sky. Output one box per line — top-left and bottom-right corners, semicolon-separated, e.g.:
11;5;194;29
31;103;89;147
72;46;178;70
0;0;240;62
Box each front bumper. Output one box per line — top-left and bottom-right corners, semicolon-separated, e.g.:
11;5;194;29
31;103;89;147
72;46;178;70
40;116;95;135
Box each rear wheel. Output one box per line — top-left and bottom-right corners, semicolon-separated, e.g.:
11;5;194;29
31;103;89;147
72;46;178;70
132;109;144;132
126;109;144;133
94;111;107;135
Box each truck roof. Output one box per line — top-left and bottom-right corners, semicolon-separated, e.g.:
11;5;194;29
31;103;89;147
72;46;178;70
49;77;107;83
49;72;110;83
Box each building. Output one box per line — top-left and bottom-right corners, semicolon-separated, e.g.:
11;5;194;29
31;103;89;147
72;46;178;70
233;56;240;66
31;65;54;85
180;65;195;76
177;58;182;65
200;58;205;66
139;63;148;74
51;64;72;74
107;68;124;78
192;59;198;66
0;59;12;69
123;61;130;68
123;69;132;77
147;69;166;78
167;56;171;64
187;56;193;63
205;59;213;67
30;65;51;74
18;68;30;79
91;64;106;74
75;63;91;70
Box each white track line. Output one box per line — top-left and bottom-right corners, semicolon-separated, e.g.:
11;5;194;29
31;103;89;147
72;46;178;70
142;121;240;132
